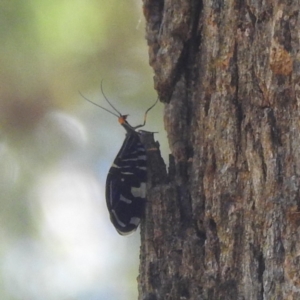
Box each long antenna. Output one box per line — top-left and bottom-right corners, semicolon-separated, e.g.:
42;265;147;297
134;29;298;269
134;98;159;129
100;80;122;116
79;91;119;118
80;82;159;127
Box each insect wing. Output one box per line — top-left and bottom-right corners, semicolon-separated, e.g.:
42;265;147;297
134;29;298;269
106;133;147;235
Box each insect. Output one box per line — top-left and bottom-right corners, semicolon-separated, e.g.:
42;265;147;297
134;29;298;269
83;86;158;235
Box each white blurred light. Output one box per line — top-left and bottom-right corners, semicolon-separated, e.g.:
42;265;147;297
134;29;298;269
35;110;88;157
2;166;139;299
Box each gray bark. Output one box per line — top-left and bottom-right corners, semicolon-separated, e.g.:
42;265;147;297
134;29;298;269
139;1;300;299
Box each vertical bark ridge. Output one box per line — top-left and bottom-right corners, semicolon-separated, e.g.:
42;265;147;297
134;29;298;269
139;0;300;299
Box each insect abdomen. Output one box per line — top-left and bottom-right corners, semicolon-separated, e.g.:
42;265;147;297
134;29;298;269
105;133;147;235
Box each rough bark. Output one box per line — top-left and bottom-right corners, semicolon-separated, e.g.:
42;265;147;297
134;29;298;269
139;0;300;299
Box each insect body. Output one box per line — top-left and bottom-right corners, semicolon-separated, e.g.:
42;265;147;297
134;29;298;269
106;116;147;235
84;87;157;235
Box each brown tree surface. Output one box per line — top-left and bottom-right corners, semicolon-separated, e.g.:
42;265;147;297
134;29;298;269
138;1;300;299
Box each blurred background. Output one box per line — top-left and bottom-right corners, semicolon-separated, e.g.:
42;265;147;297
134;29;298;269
0;1;167;299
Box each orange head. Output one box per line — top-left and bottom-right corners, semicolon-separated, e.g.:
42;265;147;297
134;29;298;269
118;115;129;125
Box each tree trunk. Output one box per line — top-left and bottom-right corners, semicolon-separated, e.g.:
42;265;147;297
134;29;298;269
139;0;300;299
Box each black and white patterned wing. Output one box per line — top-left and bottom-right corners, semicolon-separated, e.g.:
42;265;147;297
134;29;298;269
105;132;147;235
